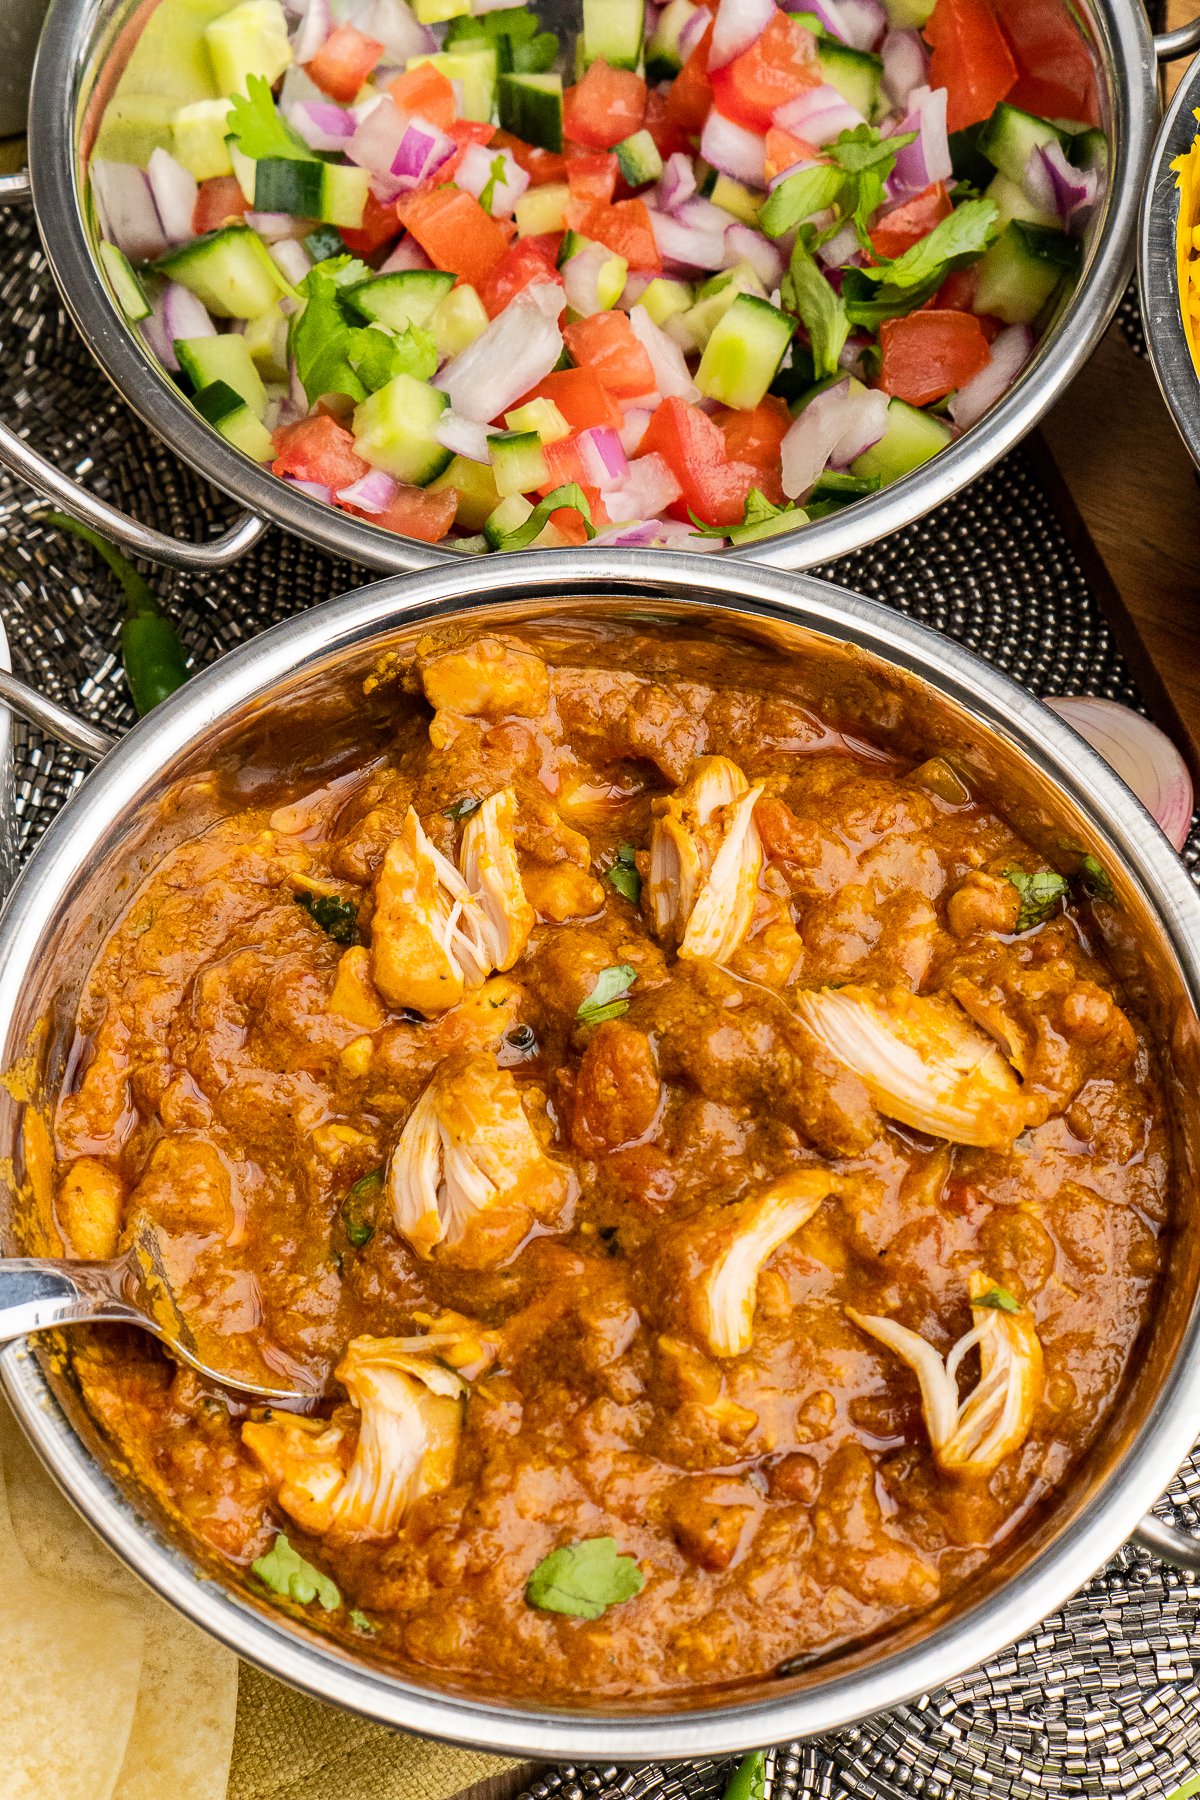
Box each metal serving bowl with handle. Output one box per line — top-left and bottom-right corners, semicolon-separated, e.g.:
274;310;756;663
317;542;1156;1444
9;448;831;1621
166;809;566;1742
0;0;1198;573
1139;45;1200;470
1;549;1200;1755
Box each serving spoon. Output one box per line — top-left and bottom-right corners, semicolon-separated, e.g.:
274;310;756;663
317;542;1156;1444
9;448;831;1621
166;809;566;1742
0;1225;330;1408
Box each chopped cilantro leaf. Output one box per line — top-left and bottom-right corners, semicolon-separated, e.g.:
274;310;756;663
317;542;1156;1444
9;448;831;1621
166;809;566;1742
525;1536;644;1620
227;74;315;164
342;1169;382;1248
781;239;850;379
479;153;510;216
445;795;484;822
975;1284;1021;1313
347;322;438;392
349;1608;378;1635
759;164;845;239
576;963;637;1025
722;1752;767;1800
1002;866;1068;932
294;890;359;944
252;1533;341;1611
607;843;642;906
857;197;1000;289
1078;852;1116;904
492;484;596;552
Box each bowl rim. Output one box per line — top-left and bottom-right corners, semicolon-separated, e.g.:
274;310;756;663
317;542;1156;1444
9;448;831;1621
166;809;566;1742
1139;54;1200;470
28;0;1155;574
2;549;1200;1757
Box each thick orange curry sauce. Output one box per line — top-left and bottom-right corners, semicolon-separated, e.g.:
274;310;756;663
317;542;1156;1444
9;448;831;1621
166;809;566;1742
49;624;1168;1699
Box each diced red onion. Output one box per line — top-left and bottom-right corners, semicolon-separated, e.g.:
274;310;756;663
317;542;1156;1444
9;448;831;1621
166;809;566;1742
784;0;850;41
881;28;929;109
380;232;432;273
678;5;710;59
767;154;822;194
91;160;167;262
887;85;951;200
1044;697;1194;852
140;281;214;368
291;0;331;64
435;412;498;462
709;0;776;70
721;223;784;287
629;305;699;401
454;143;529;217
658;152;697;215
393;117;454;184
700;110;766;188
780;376;888;498
352;92;387;124
348;97;408;174
675;195;739;234
774;85;865;145
602;452;683;521
248;211;303;243
837;0;886;50
650;207;727;272
283;474;334;504
287;98;357;151
837;330;872;376
562;241;618;315
816;219;861;268
352;0;435;62
146;147;197;247
591;518;723;549
947;324;1034;431
439;285;563;421
1027;139;1100;234
577;427;630;489
618;407;653;454
270;238;314;286
336;468;399;511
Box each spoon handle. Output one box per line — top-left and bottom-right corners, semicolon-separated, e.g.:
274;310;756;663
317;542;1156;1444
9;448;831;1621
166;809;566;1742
0;1257;136;1344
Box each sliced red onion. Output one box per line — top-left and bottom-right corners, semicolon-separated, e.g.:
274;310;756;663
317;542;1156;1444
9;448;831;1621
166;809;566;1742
700;110;767;189
628;304;699;401
881;29;929;109
435;412;499;462
337;467;399;511
602;451;682;521
287;98;357;151
775;85;865;145
270;237;314;286
618;407;653;454
352;0;435;62
677;5;710;59
947;324;1034;431
146;147;197;247
816;219;861;268
709;0;776;70
721;223;784;287
91;160;166;262
282;474;334;503
1027;139;1100;234
562;241;619;315
887;85;951;200
577;427;630;489
780;376;888;498
658;152;697;215
1045;697;1194;852
837;0;886;51
380;232;432;273
649;207;728;272
592;517;723;550
454;142;529;217
438;285;563;421
248;211;304;243
292;0;332;64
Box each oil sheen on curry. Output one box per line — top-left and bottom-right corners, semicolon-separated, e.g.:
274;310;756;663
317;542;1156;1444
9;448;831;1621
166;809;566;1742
51;622;1169;1700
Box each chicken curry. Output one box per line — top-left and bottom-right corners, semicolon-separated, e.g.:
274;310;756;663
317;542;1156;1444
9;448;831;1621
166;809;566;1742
48;621;1170;1699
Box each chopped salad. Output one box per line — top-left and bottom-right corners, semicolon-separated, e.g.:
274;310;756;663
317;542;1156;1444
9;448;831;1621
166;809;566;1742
90;0;1105;551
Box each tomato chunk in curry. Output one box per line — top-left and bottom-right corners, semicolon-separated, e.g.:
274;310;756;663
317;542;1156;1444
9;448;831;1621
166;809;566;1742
49;623;1170;1700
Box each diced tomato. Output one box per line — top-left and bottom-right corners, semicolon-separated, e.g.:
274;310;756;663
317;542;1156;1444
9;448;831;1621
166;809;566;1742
926;0;1017;134
933;266;979;312
563;311;656;398
643;88;692;162
305;22;384;104
563;60;647;149
493;129;568;187
273;416;367;490
764;125;819;183
480;237;563;319
567;150;619;207
513;368;624;433
387;63;458;131
549;506;592;545
529;230;565;264
538;434;592;491
709;13;822;133
339;189;403;256
870;182;953;261
343;483;458;543
997;0;1099;126
566;198;661;271
439;118;498;181
192;176;248;235
638;397;758;528
663;27;713;140
879;309;991;406
714;396;790;505
395;187;514;289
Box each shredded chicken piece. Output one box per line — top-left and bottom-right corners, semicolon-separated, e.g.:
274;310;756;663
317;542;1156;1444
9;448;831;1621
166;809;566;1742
847;1272;1043;1478
387;1051;570;1262
793;984;1038;1148
648;756;765;965
242;1336;465;1540
417;635;550;746
695;1169;840;1357
459;790;535;970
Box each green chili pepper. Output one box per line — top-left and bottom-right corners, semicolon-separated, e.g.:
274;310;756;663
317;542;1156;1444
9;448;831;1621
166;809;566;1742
721;1752;766;1800
44;510;189;716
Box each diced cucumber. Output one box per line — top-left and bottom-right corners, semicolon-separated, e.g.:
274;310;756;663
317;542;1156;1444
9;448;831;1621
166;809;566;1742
515;180;570;236
228;140;258;205
639;276;694;328
413;0;470;21
491;430;550;496
973;220;1080;325
98;241;151;323
818;42;883;123
345;269;456;331
241;303;290;380
352;374;451;483
499;74;564;154
428;454;501;529
176;332;268;417
92;0;234;161
505;396;570;441
253;158;369;228
581;0;645;71
193;377;275;459
616;130;663;189
809;468;882;502
172;97;234;180
406;48;498;122
682;263;766;351
729;505;809;545
948;125;994;192
645;0;700;81
484;493;534;548
977;103;1070;189
696;294;793;409
850;398;951;485
432;284;490;356
984;172;1058;231
881;0;934;24
155;225;293;319
304;224;346;262
1066;125;1107;177
707;173;761;226
560;235;627;309
203;0;291;98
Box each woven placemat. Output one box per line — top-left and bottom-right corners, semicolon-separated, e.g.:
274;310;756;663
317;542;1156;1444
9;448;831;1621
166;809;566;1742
1;196;1199;1800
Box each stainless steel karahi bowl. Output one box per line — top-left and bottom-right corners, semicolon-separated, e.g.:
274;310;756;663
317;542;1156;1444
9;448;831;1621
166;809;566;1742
0;0;1197;574
1;549;1200;1757
1140;48;1200;470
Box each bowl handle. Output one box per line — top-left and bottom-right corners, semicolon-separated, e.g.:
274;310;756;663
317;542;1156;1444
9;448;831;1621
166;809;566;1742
1132;1511;1200;1573
1155;16;1200;60
0;669;116;761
